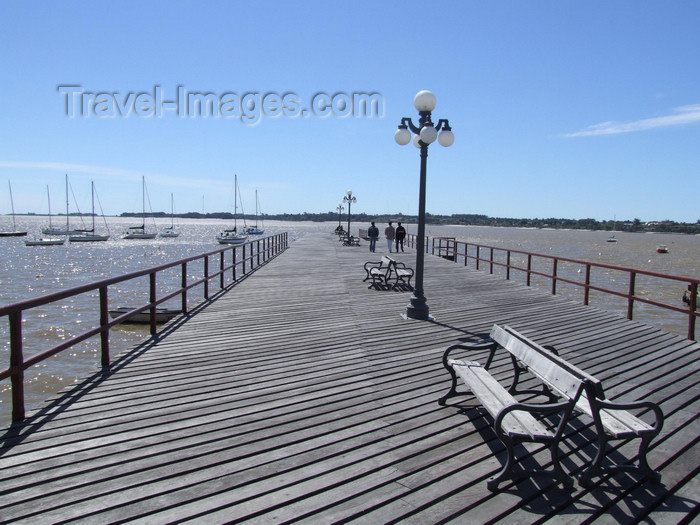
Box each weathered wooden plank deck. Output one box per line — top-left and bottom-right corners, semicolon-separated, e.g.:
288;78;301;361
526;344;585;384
1;232;698;524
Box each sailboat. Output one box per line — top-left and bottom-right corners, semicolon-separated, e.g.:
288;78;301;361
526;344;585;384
245;189;264;235
42;174;88;235
159;193;180;238
123;176;157;239
25;186;66;245
216;175;248;245
69;181;110;242
0;180;28;237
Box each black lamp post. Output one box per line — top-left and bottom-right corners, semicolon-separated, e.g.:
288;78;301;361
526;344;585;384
343;190;356;237
394;90;454;321
337;203;344;229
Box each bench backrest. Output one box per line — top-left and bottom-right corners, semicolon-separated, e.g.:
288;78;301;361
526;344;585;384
381;256;393;267
490;324;596;401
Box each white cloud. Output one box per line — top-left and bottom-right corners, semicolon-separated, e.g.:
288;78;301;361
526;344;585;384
564;104;700;137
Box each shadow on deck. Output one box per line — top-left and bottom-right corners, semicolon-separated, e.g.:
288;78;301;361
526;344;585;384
0;232;698;523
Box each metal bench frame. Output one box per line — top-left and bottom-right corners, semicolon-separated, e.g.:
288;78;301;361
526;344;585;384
439;338;584;490
363;256;414;290
439;324;664;489
490;325;664;486
363;256;394;289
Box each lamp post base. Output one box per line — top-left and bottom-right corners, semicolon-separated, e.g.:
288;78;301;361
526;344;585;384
404;293;433;321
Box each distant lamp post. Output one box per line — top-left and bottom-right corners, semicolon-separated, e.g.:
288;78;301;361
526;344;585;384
394;90;454;320
337;203;344;230
343;190;356;237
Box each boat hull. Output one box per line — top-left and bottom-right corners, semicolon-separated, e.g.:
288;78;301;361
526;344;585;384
0;231;28;237
25;238;65;246
109;307;181;324
123;232;158;239
69;234;110;242
217;236;247;245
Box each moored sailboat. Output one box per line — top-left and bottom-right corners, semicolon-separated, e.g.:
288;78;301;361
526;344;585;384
245;189;264;235
0;180;28;237
123;176;157;239
159;193;180;238
42;174;88;236
69;181;110;242
216;175;248;245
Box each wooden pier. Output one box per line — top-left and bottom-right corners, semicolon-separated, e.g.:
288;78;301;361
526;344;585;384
1;232;698;523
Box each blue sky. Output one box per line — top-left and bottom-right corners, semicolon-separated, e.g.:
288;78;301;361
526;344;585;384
1;1;699;222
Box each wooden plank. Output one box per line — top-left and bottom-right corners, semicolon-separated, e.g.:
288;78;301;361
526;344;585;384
0;232;697;523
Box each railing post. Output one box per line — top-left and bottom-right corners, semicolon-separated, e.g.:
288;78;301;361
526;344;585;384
9;311;25;422
243;244;247;275
689;282;698;341
181;262;188;313
506;251;511;280
527;254;532;287
233;247;237;281
584;264;591;305
476;246;480;271
552;259;558;295
627;271;636;320
257;240;261;266
204;255;209;299
464;242;468;267
489;247;494;274
149;272;157;335
220;251;225;289
99;285;110;367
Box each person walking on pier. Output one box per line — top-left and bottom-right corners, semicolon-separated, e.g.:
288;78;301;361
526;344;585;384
385;222;395;253
395;222;406;252
367;221;379;252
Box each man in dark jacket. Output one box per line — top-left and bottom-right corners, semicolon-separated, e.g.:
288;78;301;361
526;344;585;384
367;221;379;252
395;222;406;252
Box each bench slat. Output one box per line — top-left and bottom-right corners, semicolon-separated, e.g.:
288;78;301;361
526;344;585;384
450;360;553;440
493;325;656;437
491;325;586;400
575;392;654;436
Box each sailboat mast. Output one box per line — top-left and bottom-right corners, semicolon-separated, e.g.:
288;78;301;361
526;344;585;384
8;181;17;230
65;173;70;232
141;176;146;228
91;181;96;231
47;185;53;229
234;174;238;231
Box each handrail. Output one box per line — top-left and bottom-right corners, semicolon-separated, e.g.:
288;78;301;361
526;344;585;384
0;232;288;422
405;233;699;341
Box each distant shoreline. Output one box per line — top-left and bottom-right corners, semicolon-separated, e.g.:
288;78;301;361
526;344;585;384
8;212;700;235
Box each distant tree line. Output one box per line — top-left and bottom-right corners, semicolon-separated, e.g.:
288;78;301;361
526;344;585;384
116;210;700;234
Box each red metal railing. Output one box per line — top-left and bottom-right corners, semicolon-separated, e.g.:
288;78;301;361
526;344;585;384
406;234;699;341
0;233;288;422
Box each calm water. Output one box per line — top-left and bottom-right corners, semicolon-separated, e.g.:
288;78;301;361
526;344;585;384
1;216;698;425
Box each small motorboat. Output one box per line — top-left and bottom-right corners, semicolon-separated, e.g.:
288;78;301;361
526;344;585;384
606;235;617;243
109;307;181;324
656;245;668;254
25;237;66;246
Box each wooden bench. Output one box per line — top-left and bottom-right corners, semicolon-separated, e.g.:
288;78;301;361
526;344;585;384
363;256;394;288
439;324;664;489
387;257;414;290
341;234;360;246
438;329;584;490
490;325;664;486
363;256;414;290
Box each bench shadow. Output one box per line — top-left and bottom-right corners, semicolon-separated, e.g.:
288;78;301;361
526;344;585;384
441;396;679;519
